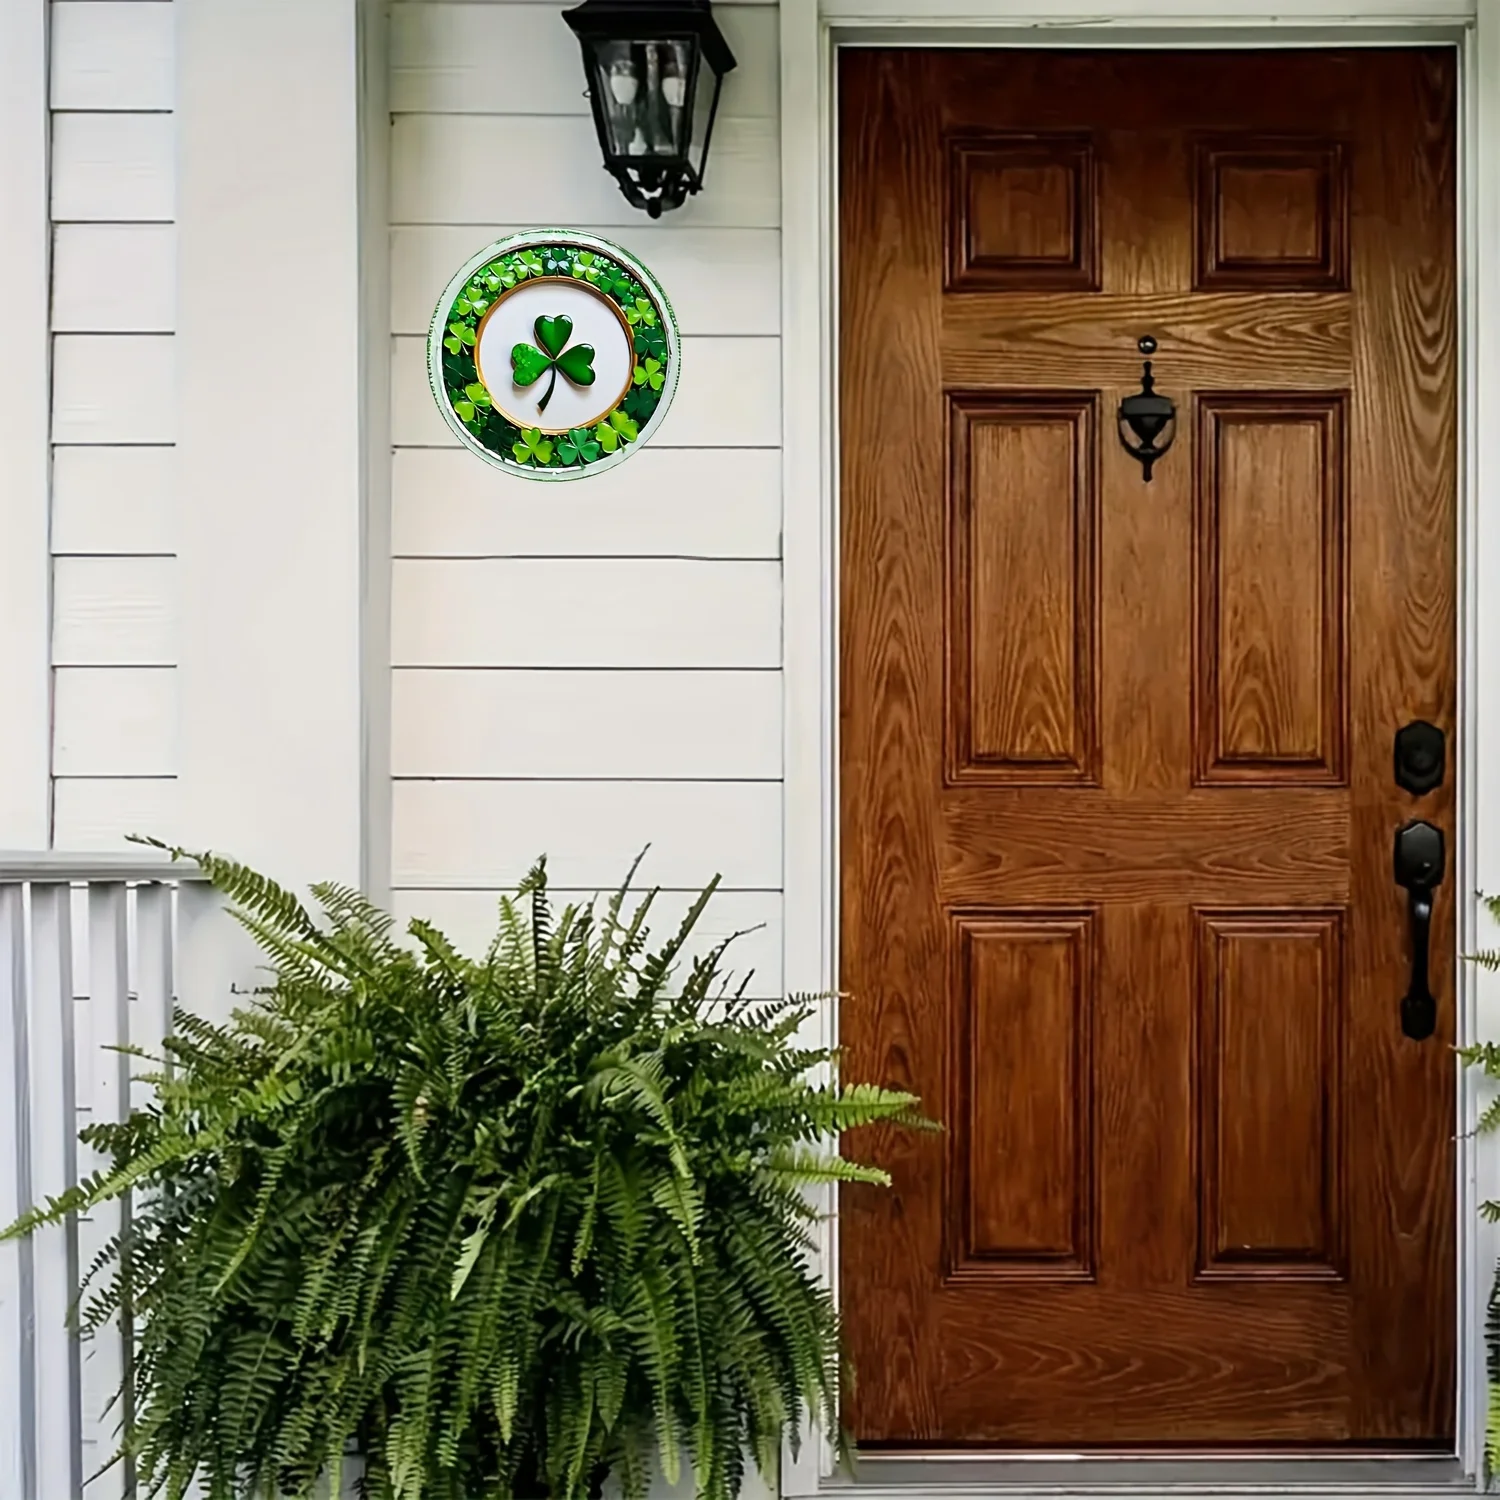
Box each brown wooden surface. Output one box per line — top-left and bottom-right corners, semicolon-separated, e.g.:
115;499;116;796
839;49;1456;1449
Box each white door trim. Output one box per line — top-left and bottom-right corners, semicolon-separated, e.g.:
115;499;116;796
777;1;1497;1490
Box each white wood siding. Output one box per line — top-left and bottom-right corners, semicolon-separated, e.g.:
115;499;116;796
388;0;783;954
49;2;178;849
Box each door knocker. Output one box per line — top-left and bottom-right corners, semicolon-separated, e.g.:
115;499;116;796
1117;336;1177;482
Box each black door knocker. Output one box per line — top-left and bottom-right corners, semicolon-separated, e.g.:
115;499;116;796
1117;336;1177;482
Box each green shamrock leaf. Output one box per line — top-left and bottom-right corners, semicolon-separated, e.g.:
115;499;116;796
509;314;597;415
634;323;667;360
609;409;639;441
632;356;664;392
555;344;596;385
512;427;554;465
511;343;552;387
558;426;601;465
625;298;658;328
464;381;492;410
534;315;573;357
594;420;620;453
449;321;476;348
454;398;475;422
517;250;544;278
444;334;462;355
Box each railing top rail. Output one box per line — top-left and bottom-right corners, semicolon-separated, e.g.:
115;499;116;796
0;851;211;883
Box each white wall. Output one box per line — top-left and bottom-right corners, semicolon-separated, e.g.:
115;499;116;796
387;0;785;994
49;1;179;850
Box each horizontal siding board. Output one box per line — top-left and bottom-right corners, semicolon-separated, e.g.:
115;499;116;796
391;558;779;667
391;114;777;227
392;446;780;558
51;111;174;221
51;776;177;851
391;333;780;448
52;223;175;332
392;668;782;778
51;446;175;554
392;225;779;337
392;886;784;992
52;334;174;443
392;778;781;888
51;3;174;111
53;667;177;775
52;555;176;665
390;3;777;119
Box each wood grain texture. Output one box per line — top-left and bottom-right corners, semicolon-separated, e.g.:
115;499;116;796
839;48;1455;1449
948;912;1095;1280
946;134;1098;292
1195;138;1349;291
1194;909;1346;1281
947;393;1098;783
942;293;1351;388
1194;392;1347;784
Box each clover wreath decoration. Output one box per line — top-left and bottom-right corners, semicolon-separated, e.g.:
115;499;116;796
428;236;677;478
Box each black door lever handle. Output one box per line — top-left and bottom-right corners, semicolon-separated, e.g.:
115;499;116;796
1393;820;1444;1041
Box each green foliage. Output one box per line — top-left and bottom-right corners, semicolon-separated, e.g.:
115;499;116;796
1463;891;1500;1474
2;848;924;1500
439;244;667;470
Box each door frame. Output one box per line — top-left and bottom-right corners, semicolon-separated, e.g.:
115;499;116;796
778;0;1498;1488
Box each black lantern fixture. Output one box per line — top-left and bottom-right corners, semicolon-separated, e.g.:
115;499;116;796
563;0;737;218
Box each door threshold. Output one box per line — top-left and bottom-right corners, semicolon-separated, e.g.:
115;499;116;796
824;1454;1472;1498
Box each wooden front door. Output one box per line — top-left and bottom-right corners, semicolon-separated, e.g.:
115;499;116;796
839;49;1456;1448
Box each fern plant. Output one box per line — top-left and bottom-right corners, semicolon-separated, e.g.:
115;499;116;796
2;849;926;1500
1461;890;1500;1475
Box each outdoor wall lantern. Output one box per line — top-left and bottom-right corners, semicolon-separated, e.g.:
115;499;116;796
563;0;737;218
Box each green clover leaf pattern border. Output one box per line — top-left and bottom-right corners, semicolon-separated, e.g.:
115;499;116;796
427;232;680;481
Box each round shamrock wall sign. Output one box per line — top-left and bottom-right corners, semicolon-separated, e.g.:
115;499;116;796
427;231;679;480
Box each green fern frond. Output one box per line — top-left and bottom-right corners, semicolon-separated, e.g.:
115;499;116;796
2;851;921;1500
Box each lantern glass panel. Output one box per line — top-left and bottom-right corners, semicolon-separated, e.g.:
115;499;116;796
589;37;701;165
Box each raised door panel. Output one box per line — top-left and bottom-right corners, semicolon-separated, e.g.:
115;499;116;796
947;394;1099;784
1195;393;1347;785
946;134;1098;292
947;912;1096;1281
1194;138;1349;290
1194;910;1346;1281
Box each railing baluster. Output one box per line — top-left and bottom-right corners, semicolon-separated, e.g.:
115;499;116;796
82;883;130;1500
0;883;35;1500
29;883;82;1500
0;859;213;1500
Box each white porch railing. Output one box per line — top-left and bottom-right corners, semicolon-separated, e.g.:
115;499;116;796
0;854;219;1500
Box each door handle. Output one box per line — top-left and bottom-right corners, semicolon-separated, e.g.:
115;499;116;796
1393;820;1444;1041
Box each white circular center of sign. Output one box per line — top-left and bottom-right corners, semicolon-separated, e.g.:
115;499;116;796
474;278;635;435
